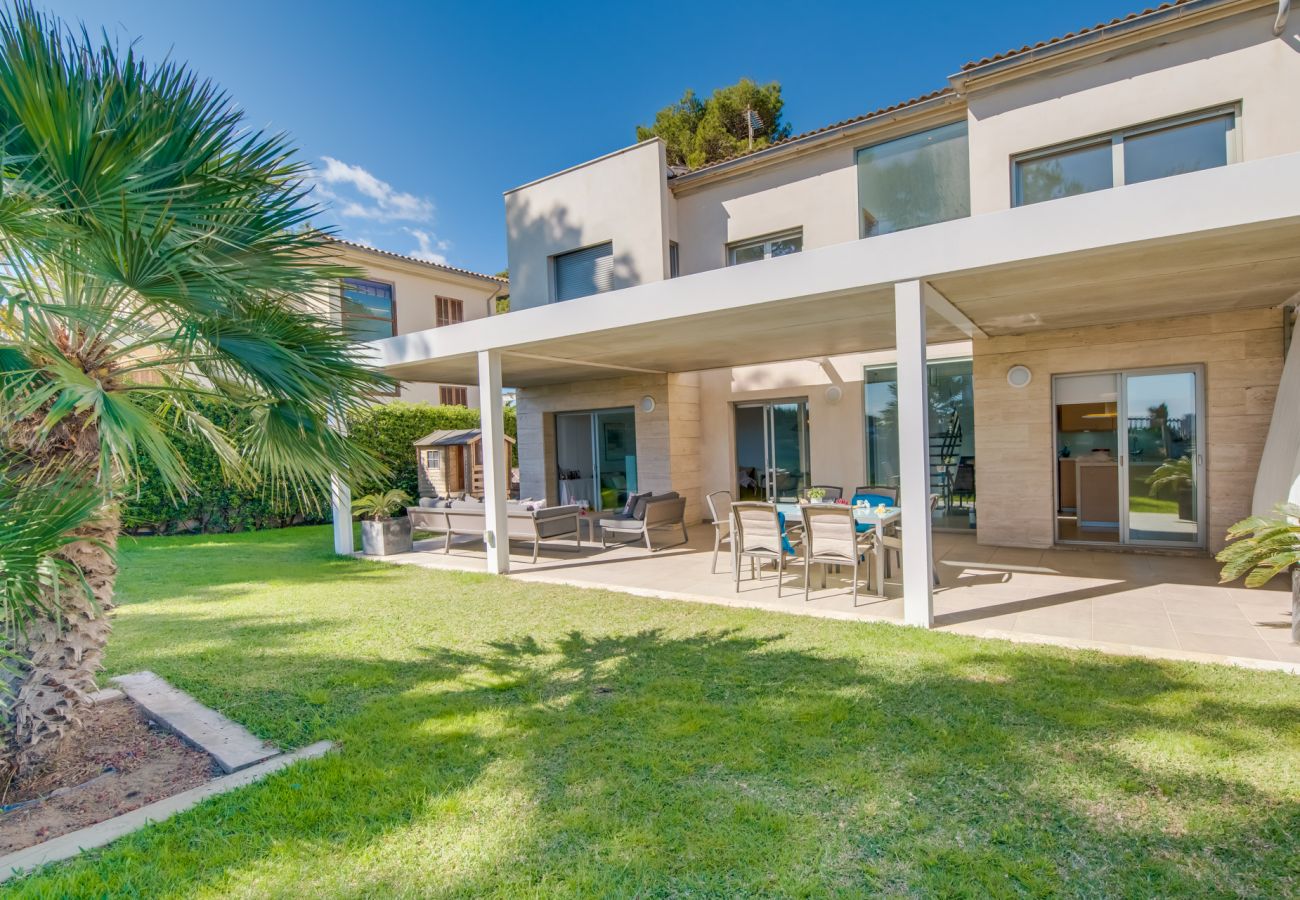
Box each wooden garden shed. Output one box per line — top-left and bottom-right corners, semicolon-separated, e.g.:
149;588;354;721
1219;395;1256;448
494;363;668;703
413;429;516;498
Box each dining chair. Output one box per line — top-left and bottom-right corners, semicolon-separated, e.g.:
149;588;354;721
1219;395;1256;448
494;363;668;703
881;493;941;586
731;501;802;597
852;485;898;503
705;490;734;574
802;484;843;501
799;504;876;604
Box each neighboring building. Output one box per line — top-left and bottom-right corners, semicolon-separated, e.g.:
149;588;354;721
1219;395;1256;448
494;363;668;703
326;239;505;405
369;0;1300;627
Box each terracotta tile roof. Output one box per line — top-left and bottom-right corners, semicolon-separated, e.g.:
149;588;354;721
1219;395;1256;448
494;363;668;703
960;1;1196;71
680;87;956;177
328;238;506;285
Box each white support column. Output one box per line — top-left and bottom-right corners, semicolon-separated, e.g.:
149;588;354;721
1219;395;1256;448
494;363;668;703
478;349;510;574
330;474;353;555
328;407;354;555
894;280;935;628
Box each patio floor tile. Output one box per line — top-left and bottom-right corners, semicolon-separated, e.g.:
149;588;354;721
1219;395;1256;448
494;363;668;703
378;529;1297;671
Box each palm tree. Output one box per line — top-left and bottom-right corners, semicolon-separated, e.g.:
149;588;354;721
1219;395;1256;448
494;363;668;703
0;5;388;769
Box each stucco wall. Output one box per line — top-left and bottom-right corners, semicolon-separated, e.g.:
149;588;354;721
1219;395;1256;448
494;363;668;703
504;140;670;311
323;248;499;406
966;11;1300;214
516;372;702;521
973;309;1285;552
506;11;1299;291
695;344;972;502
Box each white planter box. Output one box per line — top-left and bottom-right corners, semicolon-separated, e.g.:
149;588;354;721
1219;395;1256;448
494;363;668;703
360;518;412;556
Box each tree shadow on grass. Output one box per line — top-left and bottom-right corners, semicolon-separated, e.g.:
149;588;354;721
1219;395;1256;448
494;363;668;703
19;616;1300;897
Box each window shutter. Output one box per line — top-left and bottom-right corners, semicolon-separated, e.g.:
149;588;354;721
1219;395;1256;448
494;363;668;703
554;242;614;302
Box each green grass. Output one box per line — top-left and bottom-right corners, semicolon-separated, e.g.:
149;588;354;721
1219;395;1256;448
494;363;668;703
11;526;1300;897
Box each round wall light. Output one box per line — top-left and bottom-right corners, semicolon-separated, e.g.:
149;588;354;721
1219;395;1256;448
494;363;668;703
1006;365;1033;388
639;395;656;413
825;385;844;404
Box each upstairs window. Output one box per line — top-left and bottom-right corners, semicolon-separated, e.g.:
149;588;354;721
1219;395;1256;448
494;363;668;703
728;229;803;266
669;241;680;278
340;278;396;341
436;296;463;327
1013;107;1236;206
553;242;614;302
857;121;970;237
439;386;468;407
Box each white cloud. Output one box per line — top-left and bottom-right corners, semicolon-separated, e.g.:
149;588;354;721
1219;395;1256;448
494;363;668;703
313;157;434;223
407;228;450;265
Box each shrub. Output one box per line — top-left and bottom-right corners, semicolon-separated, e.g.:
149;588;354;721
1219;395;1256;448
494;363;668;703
123;400;516;534
122;399;327;535
346;401;517;500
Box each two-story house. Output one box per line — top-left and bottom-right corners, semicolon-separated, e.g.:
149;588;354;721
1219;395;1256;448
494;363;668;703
368;0;1300;630
326;239;505;406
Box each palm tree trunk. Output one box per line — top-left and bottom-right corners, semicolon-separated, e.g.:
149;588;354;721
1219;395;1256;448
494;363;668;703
8;508;117;765
3;418;117;772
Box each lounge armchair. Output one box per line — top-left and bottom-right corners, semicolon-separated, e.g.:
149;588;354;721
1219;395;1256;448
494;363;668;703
599;492;688;551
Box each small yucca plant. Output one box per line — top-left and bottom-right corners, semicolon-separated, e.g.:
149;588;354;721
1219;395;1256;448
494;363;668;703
351;490;412;522
1217;503;1300;642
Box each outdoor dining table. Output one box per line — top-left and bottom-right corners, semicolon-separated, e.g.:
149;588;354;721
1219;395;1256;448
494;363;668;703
775;502;901;597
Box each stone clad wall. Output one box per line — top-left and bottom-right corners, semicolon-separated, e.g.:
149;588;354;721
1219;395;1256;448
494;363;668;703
516;373;702;522
973;309;1285;552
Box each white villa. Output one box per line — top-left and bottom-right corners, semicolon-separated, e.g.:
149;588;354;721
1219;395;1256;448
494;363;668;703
344;0;1300;662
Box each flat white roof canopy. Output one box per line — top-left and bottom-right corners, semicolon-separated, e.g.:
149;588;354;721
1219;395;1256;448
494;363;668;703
373;152;1300;388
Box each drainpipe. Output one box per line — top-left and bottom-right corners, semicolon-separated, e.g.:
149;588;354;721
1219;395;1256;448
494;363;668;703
1277;0;1291;36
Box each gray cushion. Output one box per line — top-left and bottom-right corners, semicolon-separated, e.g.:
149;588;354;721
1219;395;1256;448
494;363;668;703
418;497;441;508
623;490;651;517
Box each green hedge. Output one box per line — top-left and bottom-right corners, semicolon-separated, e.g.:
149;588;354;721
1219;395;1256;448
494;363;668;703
347;400;517;500
123;400;516;535
122;399;326;535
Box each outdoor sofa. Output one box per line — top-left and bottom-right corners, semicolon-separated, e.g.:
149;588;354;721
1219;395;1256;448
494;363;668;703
406;498;582;563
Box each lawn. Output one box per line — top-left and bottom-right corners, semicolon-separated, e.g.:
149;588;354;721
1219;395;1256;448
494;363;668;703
11;526;1300;897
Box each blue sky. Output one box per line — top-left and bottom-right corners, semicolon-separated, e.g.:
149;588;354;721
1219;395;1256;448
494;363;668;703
46;0;1149;275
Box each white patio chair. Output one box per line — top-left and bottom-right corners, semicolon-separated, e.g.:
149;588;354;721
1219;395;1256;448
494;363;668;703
705;490;734;574
731;501;802;597
800;504;877;604
881;493;941;586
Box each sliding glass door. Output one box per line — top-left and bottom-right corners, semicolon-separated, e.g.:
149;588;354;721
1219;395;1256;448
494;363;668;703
1053;367;1204;548
865;358;976;530
734;399;810;502
1123;369;1202;545
555;408;638;511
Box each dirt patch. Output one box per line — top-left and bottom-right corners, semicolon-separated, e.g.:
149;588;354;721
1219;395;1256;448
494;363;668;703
0;698;216;853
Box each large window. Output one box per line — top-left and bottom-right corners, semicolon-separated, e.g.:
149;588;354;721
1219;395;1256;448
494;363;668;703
340;278;396;341
727;229;803;266
553;242;614;302
1014;108;1236;206
857;121;970;237
864;357;976;530
435;296;463;327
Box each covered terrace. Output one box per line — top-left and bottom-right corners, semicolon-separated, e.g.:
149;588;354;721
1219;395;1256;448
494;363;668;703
348;150;1300;634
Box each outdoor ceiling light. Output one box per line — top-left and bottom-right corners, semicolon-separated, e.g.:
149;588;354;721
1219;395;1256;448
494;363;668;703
1006;365;1032;388
640;395;656;413
825;385;843;404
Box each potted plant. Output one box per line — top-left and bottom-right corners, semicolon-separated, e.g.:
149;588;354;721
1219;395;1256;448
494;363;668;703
1217;503;1300;643
352;489;413;556
1145;455;1195;521
805;487;827;504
